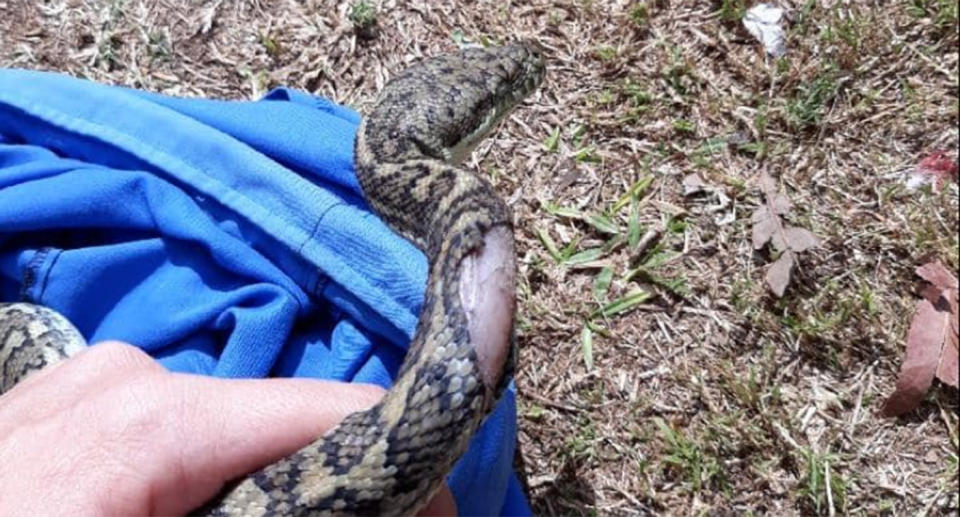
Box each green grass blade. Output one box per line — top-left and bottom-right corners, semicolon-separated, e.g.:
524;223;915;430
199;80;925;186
593;266;614;301
535;227;561;262
543;127;561;152
592;289;652;318
565;247;605;266
612;175;653;212
586;213;620;235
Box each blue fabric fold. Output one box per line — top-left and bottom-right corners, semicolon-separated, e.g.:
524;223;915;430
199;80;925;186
0;68;530;516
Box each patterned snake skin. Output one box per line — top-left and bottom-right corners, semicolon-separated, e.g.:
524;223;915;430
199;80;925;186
0;41;545;516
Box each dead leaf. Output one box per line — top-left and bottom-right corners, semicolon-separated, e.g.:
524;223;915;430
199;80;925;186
769;193;792;215
882;299;948;417
883;260;960;416
765;252;795;298
783;227;821;252
751;172;819;296
758;170;778;195
751;208;779;250
682;173;710;196
916;261;959;291
936;280;959;388
938;329;959;387
651;200;687;217
920;284;944;306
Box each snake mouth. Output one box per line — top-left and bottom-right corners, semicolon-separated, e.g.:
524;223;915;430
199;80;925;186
458;225;516;391
498;40;547;114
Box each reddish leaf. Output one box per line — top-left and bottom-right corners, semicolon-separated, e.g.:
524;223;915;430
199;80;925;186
882;299;949;417
916;151;959;189
938;329;959;388
936;289;959;388
884;261;960;416
765;252;794;298
916;261;959;291
920;284;943;306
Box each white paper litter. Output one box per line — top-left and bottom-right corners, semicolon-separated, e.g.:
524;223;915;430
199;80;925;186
743;4;787;58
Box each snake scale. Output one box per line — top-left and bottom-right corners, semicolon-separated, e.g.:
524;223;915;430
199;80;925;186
0;41;545;515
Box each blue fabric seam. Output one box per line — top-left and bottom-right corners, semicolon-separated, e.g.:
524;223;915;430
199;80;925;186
310;273;329;298
36;247;63;302
297;200;344;256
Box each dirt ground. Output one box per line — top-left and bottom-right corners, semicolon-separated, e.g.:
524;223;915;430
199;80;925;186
2;0;958;515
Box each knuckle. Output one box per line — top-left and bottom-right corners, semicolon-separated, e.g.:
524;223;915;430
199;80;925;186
83;341;159;372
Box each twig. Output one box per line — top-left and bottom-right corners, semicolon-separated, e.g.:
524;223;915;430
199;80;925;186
522;391;586;413
772;421;802;451
629;225;663;264
637;364;669;381
825;456;836;517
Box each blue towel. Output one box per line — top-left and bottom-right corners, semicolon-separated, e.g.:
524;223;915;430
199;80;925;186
0;69;530;516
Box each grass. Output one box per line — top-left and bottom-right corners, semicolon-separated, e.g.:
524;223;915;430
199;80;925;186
907;0;960;29
786;73;840;129
798;448;849;515
718;0;747;23
629;3;649;27
655;418;728;494
1;0;957;515
348;0;377;27
348;0;379;40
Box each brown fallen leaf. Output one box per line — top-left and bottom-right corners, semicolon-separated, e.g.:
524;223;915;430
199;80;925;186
882;261;960;417
765;251;795;298
917;261;959;388
751;171;821;296
782;227;820;253
882;299;949;417
751;208;781;250
682;173;710;196
936;288;959;388
916;261;959;291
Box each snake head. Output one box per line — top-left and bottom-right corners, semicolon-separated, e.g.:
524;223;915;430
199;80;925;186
437;40;545;163
361;40;546;165
462;39;546;116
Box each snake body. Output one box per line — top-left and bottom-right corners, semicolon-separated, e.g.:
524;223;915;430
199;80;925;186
0;41;544;515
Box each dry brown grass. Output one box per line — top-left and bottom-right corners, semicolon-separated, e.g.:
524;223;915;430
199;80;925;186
2;0;958;515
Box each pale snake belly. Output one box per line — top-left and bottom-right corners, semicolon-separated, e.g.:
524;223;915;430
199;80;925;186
0;41;545;515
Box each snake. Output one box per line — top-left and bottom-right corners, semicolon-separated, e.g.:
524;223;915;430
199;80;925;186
0;40;545;515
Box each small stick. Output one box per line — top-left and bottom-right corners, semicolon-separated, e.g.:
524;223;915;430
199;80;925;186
629;225;663;264
825;457;835;517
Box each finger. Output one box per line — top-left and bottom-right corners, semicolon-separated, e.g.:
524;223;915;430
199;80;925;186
146;376;387;515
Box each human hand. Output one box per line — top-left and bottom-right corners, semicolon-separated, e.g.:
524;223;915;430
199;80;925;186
0;341;456;516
